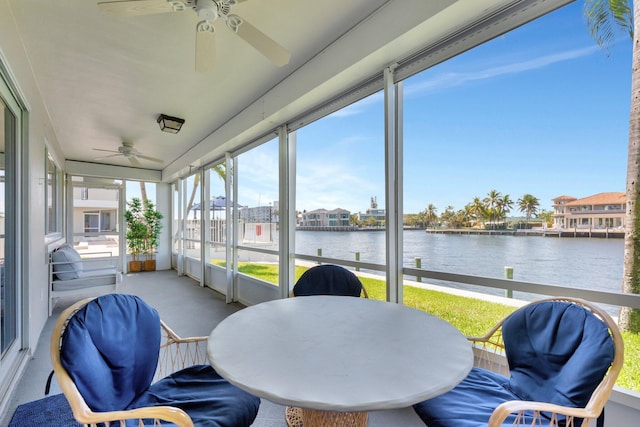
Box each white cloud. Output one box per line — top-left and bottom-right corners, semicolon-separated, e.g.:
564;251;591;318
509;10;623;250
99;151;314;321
296;159;379;212
405;45;598;96
326;92;384;118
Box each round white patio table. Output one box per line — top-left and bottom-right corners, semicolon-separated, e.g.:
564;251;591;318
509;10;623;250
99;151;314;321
207;295;473;425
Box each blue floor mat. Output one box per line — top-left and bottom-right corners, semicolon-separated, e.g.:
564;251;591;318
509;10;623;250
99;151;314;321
8;393;80;427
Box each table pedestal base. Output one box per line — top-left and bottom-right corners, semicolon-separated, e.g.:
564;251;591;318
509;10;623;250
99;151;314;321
285;406;368;427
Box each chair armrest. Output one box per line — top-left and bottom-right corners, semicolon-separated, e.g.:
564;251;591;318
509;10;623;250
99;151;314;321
50;254;119;283
50;257;116;268
70;403;194;427
489;400;600;427
468;326;509;376
74;251;114;258
156;320;209;381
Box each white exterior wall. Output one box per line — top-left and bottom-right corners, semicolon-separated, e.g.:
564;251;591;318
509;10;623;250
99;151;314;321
0;0;62;354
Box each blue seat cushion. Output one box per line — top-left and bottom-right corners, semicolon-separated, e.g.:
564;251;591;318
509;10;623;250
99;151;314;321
60;294;161;412
133;365;260;427
413;301;614;427
503;301;614;408
413;367;559;427
293;264;363;296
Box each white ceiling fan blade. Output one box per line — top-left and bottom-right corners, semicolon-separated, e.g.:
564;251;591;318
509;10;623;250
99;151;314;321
227;15;290;67
196;22;216;73
98;0;177;17
129;157;143;167
136;154;164;163
93;148;120;154
94;153;123;161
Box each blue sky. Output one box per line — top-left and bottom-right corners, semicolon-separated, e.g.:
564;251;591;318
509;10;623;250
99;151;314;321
208;1;633;216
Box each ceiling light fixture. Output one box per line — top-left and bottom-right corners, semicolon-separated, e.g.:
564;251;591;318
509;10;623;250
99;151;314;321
157;114;185;134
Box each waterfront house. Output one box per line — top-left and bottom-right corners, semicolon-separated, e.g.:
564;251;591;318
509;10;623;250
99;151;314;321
358;207;386;227
1;1;640;425
300;208;351;227
552;192;625;230
357;196;386;227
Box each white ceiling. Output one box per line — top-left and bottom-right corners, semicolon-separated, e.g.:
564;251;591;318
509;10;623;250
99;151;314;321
6;0;557;182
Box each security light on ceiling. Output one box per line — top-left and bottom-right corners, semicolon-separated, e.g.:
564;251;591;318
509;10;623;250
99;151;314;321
157;114;185;134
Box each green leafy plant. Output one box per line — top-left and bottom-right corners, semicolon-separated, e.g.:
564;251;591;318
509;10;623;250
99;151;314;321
124;197;147;261
143;200;163;261
125;197;163;262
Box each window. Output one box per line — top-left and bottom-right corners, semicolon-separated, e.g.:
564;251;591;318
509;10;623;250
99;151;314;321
83;211;114;233
207;162;227;265
296;92;385;265
237;139;279;279
70;176;121;252
46;150;62;235
0;68;22;384
84;212;99;233
183;173;202;258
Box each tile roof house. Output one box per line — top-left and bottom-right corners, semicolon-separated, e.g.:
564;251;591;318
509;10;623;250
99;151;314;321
552;192;626;230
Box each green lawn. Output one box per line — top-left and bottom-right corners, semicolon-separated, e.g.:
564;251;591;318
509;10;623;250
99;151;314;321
227;261;639;392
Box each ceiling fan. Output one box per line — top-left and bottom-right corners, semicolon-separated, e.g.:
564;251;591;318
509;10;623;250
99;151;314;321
97;0;291;72
93;141;164;167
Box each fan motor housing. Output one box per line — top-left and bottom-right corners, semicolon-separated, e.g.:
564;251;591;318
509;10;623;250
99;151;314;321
196;0;219;21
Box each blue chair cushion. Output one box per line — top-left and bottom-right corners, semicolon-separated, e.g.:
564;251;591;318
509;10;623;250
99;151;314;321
60;294;161;412
132;365;261;427
293;264;363;297
413;367;543;427
413;301;614;427
503;301;614;408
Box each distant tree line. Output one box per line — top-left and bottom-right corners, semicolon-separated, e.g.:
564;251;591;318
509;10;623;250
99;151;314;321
405;190;553;229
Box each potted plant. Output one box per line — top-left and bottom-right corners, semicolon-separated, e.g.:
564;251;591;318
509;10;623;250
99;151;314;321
142;200;163;271
124;198;147;272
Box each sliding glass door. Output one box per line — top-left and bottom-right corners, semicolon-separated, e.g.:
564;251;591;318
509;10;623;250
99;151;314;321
0;71;21;395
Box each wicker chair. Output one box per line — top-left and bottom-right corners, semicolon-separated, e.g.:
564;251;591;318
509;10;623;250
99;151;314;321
50;294;260;427
285;264;368;427
413;297;624;427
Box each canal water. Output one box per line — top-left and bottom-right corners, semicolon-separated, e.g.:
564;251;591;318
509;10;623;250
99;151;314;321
295;229;624;294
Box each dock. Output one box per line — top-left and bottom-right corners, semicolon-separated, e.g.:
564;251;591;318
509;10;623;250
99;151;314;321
425;228;624;238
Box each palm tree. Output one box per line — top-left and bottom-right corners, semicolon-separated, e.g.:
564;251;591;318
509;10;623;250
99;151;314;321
455;209;471;228
584;0;638;330
185;164;227;219
537;209;553;229
463;203;476;227
483;190;502;229
497;194;514;226
468;197;486;227
440;205;456;228
517;194;540;226
424;204;438;228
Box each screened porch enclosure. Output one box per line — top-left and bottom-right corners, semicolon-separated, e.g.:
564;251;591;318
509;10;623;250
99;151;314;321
2;0;640;425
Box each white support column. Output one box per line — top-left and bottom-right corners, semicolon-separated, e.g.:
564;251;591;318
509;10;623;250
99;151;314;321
279;127;296;299
118;182;126;275
155;182;172;271
226;153;237;303
202;168;211;285
198;169;205;287
384;65;404;304
65;174;74;244
179;178;187;276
